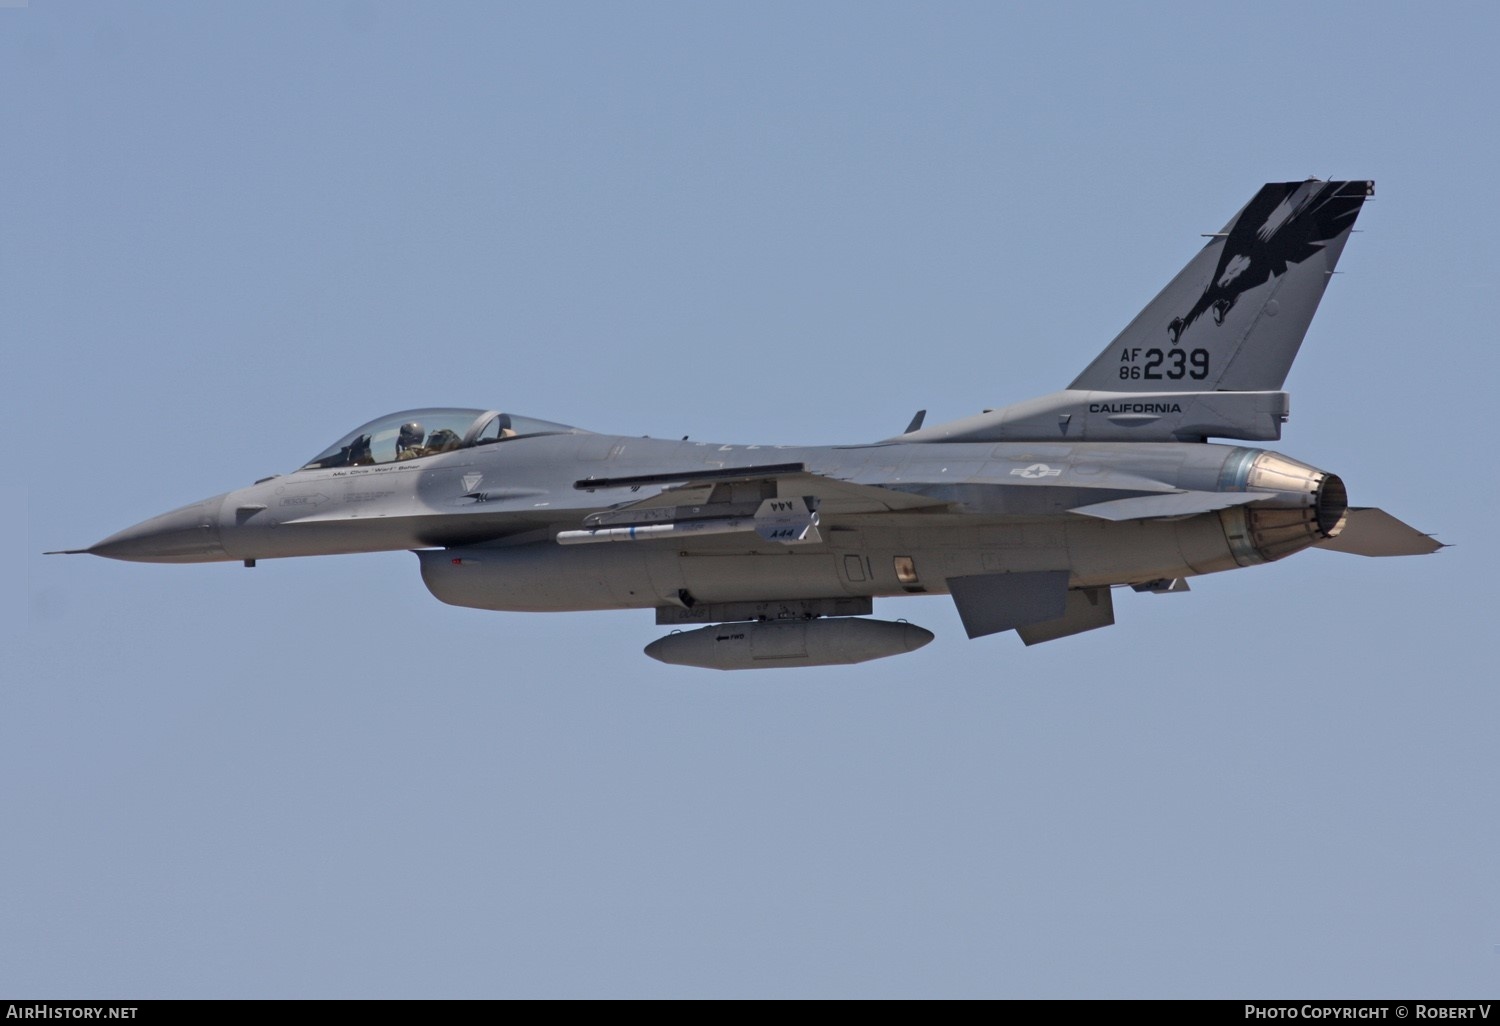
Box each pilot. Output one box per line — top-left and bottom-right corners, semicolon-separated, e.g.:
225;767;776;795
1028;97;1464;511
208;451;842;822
424;428;462;455
396;421;426;460
347;434;375;466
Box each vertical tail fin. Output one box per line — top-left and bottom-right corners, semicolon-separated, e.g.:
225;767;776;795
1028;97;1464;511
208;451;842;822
1069;180;1373;392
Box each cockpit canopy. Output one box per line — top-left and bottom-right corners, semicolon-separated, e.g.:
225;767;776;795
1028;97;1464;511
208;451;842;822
299;408;578;471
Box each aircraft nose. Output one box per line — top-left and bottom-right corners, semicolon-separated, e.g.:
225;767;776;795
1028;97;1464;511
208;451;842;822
88;494;230;563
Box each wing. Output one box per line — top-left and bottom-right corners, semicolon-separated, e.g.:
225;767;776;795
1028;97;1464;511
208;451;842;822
577;463;950;519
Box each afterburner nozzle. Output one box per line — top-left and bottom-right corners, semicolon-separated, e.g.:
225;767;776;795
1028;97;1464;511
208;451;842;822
1219;452;1349;566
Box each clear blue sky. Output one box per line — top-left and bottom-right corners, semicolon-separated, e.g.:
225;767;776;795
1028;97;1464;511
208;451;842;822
10;0;1498;998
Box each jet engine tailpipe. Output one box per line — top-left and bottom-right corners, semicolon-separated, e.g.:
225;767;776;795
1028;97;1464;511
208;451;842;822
1219;451;1349;566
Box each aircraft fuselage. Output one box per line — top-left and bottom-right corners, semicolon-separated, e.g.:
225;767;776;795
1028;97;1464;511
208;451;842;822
89;432;1338;616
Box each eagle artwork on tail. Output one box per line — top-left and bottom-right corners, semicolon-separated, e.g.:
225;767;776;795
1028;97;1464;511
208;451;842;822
1167;180;1372;344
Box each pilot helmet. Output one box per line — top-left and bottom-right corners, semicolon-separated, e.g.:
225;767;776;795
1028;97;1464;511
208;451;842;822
426;428;460;452
398;421;425;449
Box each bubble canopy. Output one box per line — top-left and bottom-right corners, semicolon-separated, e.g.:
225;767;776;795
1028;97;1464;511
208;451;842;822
299;408;578;471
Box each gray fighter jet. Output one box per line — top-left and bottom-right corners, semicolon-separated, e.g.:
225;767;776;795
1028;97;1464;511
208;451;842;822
52;180;1441;669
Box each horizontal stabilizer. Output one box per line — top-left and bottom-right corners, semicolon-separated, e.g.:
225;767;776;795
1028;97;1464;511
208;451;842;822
1316;508;1444;557
1070;490;1262;522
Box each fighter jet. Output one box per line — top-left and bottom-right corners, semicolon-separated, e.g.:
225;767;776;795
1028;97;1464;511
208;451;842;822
51;179;1441;669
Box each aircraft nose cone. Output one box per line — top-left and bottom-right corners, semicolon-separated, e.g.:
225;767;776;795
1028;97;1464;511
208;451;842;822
89;494;229;563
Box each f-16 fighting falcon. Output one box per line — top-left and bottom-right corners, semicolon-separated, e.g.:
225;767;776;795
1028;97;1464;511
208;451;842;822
52;180;1441;669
